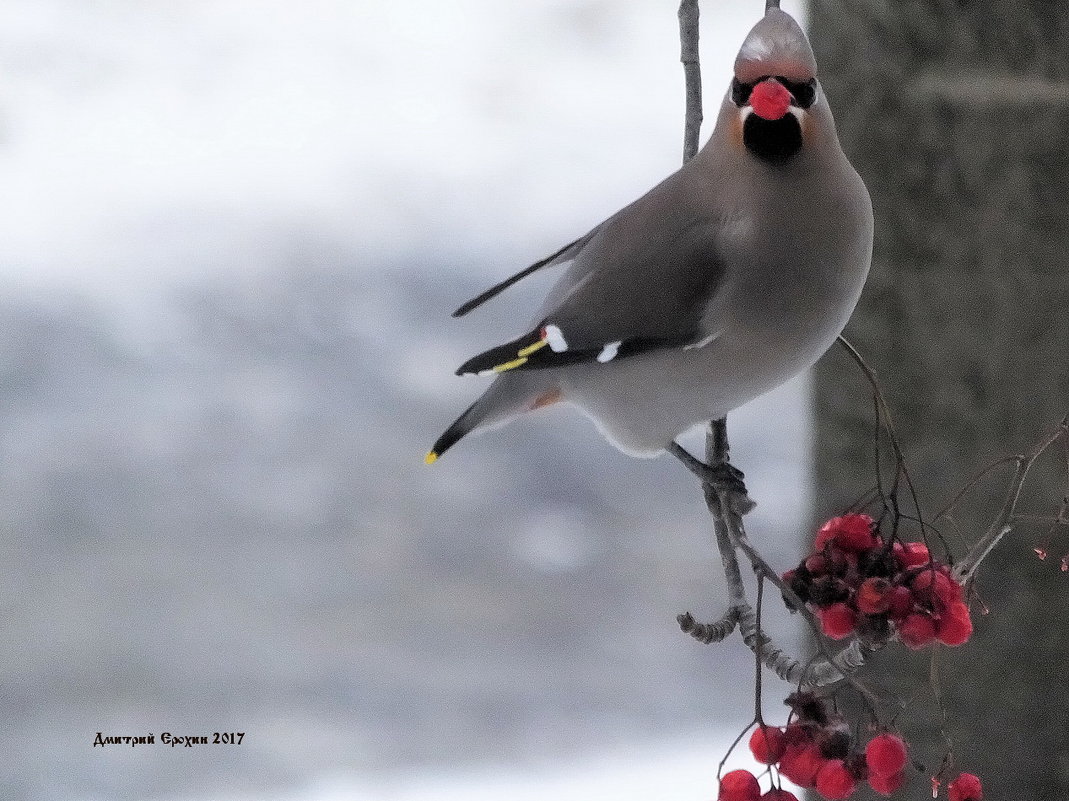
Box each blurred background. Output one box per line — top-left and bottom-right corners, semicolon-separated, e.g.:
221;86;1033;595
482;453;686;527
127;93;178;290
0;2;815;800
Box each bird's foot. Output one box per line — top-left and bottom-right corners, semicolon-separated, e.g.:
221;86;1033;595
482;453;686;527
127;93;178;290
703;461;756;516
667;443;756;515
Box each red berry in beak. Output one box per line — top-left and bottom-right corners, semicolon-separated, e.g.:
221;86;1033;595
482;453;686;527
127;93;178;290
749;79;792;120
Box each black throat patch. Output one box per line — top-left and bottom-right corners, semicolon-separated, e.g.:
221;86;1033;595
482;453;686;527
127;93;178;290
743;113;803;162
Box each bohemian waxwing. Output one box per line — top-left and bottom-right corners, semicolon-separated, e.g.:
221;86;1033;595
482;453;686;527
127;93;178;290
426;8;872;463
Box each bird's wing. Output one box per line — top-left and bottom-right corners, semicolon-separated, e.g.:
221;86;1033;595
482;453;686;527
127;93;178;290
455;214;728;376
451;228;601;318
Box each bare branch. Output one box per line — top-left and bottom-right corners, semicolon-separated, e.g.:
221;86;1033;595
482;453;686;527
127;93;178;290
953;416;1069;582
677;0;702;162
684;422;882;695
932;454;1026;524
677;608;739;643
837;335;938;548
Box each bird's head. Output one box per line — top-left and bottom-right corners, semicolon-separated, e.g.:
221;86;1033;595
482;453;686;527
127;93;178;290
728;8;827;164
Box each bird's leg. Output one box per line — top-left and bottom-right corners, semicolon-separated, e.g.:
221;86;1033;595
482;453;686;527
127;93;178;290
667;441;754;513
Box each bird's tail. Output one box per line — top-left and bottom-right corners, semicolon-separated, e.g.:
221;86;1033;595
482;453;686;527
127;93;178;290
425;375;561;464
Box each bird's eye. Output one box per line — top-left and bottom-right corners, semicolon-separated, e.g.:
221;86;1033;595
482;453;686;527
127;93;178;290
781;78;817;109
731;78;755;107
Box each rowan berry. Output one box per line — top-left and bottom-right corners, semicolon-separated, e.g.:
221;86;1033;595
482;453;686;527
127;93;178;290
898;613;936;649
865;734;907;777
896;541;930;568
887;585;915;620
719;769;761;801
815;759;856;800
778;744;825;788
948;772;983;801
749;725;787;765
935;602;973;646
868;770;905;796
856;577;892;614
819;603;856;640
761;790;800;801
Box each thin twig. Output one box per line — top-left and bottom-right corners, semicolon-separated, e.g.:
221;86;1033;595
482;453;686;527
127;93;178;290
954;416;1069;582
836;336;939;552
932;454;1026;524
677;608;739;643
677;0;702;162
755;576;765;720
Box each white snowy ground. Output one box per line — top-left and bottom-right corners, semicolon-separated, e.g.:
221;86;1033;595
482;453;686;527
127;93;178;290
160;735;801;801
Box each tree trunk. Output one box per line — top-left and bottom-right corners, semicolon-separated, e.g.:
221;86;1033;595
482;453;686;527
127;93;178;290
809;2;1069;798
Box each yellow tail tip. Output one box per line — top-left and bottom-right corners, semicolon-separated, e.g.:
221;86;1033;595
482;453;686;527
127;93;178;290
424;451;439;465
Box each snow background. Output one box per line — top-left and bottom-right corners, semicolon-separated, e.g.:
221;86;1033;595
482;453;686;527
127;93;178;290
0;1;812;799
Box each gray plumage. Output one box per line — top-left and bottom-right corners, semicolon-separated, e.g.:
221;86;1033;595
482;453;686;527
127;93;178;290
428;8;872;462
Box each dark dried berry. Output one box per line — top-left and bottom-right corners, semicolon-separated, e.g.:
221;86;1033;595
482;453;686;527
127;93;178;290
846;752;869;780
856;613;892;644
817;724;852;760
785;691;831;727
810;576;851;607
787;572;812;606
858;546;897;578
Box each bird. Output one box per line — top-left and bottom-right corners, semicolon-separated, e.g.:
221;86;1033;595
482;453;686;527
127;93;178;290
426;7;872;466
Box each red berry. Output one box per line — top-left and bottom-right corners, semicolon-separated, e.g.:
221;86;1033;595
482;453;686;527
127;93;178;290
749;78;792;120
749;725;787;765
912;570;963;610
865;734;908;777
815;759;857;799
887;585;915;620
898;613;936;649
819;603;857;640
783;723;811;746
778;744;826;788
814;520;839;551
817;514;877;552
838;514;877;551
806;554;829;574
856;577;892;614
936;602;974;646
762;791;800;801
719;769;761;801
897;541;930;568
868;770;905;796
948;772;983;801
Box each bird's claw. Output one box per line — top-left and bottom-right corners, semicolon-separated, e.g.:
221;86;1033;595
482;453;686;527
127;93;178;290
667;442;755;515
700;461;755;515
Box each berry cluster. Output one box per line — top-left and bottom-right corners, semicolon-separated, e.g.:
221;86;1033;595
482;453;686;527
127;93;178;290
782;514;973;649
733;692;908;799
718;688;983;795
720;731;982;801
717;692;985;800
